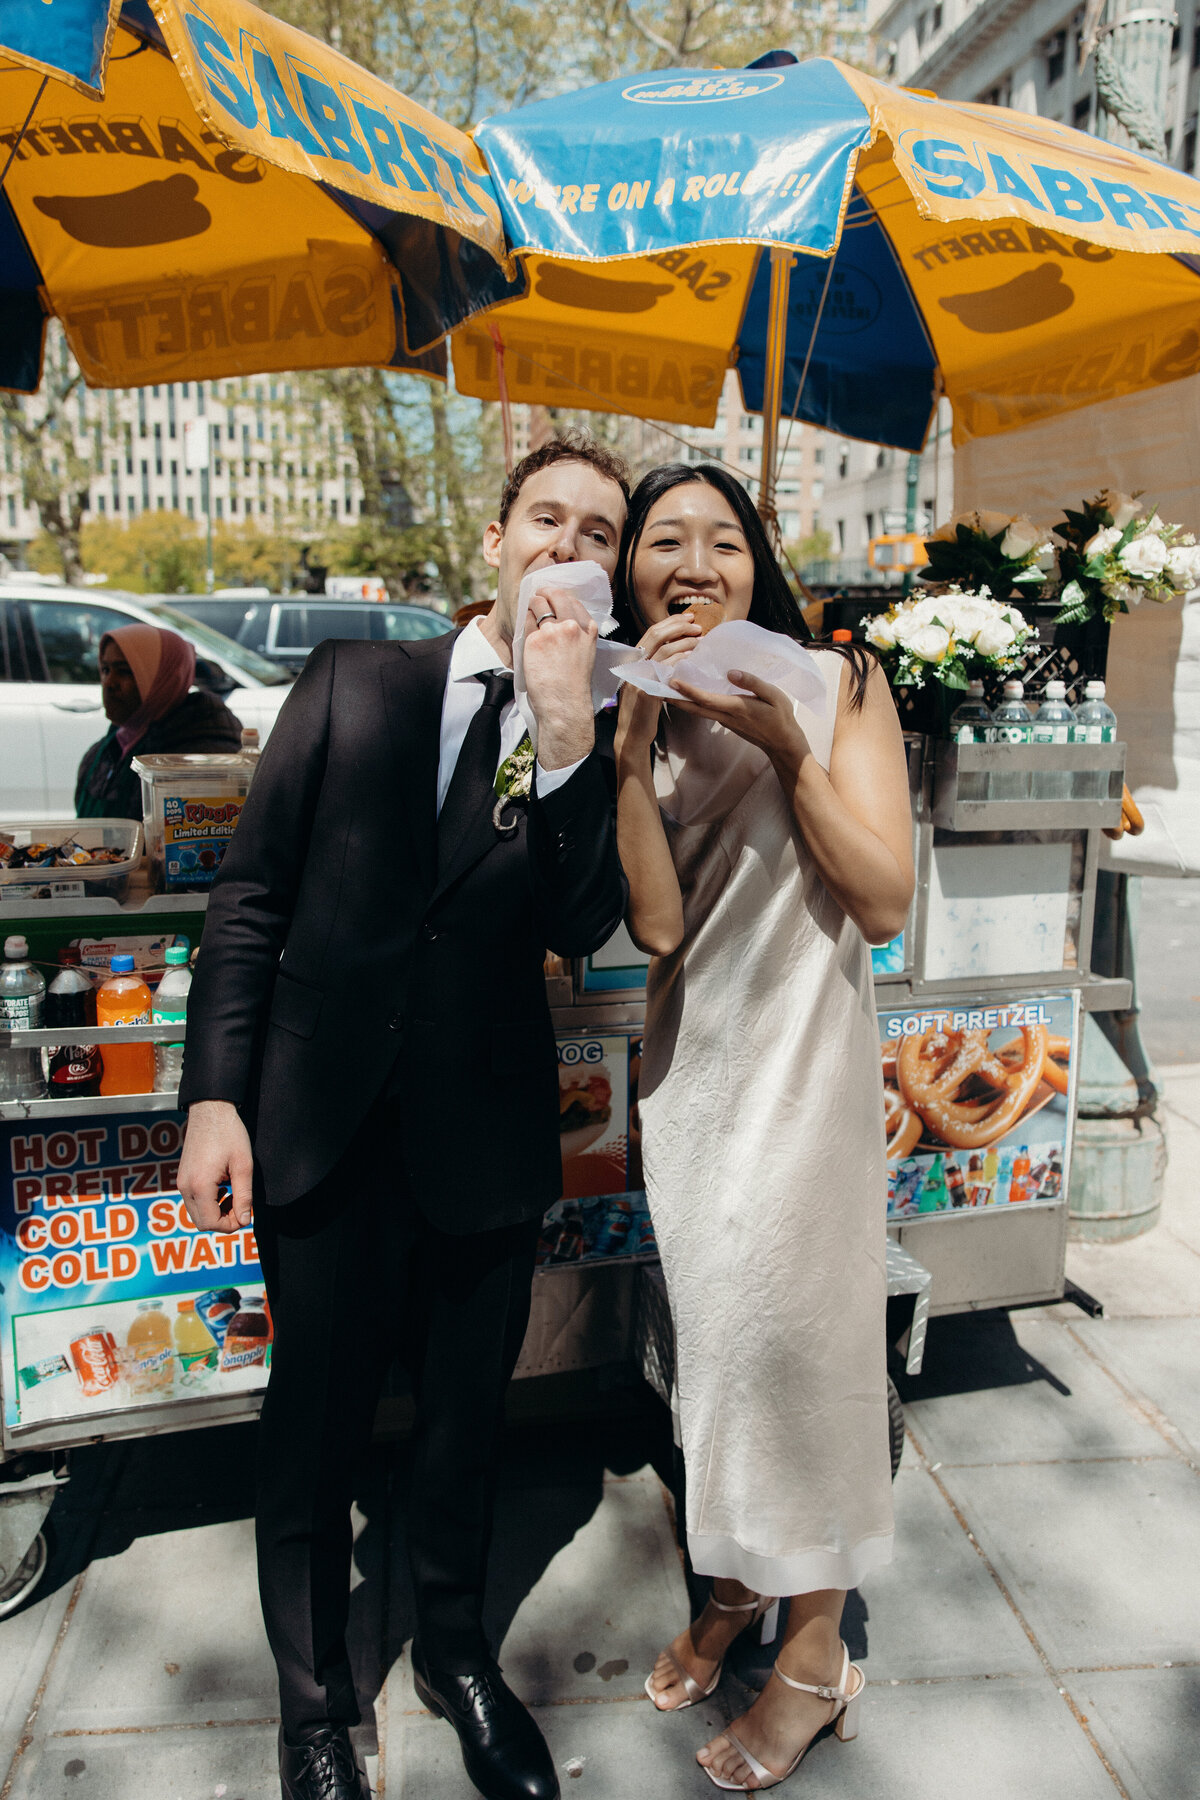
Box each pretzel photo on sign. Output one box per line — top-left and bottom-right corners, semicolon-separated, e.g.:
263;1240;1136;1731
883;1086;923;1160
897;1023;1049;1150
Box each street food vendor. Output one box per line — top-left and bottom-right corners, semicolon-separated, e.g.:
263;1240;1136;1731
74;624;243;820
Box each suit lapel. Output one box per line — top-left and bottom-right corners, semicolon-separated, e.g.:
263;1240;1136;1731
380;631;457;898
433;752;511;902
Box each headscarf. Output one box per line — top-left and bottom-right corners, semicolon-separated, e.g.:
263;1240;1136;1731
100;624;197;754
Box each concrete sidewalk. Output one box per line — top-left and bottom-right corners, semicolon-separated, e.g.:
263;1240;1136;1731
2;1068;1197;1800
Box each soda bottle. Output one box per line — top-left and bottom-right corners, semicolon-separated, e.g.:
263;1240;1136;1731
174;1298;217;1387
45;944;96;1029
0;935;46;1101
1011;1145;1032;1202
126;1299;174;1393
944;1155;968;1208
1072;680;1118;799
988;681;1032;801
45;945;101;1098
982;1146;1000;1205
949;680;992;745
219;1294;271;1373
1031;679;1074;799
996;1149;1014;1205
153;944;192;1092
97;954;155;1096
918;1153;949;1212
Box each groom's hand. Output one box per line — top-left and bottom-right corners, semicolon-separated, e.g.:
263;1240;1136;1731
178;1100;255;1234
523;586;598;770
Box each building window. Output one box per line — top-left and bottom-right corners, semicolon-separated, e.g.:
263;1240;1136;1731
230;495;238;513
875;446;888;469
865;512;875;539
916;9;929;47
96;493;106;513
813;447;825;465
127;495;135;515
1172;19;1181;55
137;390;148;437
1045;30;1066;84
1073;94;1092;130
836;519;846;552
154;423;163;476
838;445;850;479
215;497;224;519
156;495;165;510
1193;19;1200;68
7;494;15;528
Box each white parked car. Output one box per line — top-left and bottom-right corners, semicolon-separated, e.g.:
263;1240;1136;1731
0;584;293;821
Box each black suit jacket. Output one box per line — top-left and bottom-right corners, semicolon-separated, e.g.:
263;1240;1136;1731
178;633;627;1230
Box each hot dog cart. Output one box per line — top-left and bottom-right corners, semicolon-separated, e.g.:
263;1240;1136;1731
0;710;1127;1619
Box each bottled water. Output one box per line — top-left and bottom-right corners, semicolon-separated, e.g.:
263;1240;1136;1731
1071;680;1118;800
988;681;1032;801
949;681;992;743
0;935;46;1101
1031;679;1074;799
153;944;192;1093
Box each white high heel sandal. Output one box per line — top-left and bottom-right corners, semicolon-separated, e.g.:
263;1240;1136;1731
644;1592;780;1711
702;1640;864;1791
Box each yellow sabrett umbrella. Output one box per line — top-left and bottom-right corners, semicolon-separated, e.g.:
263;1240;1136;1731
0;0;516;392
454;59;1200;485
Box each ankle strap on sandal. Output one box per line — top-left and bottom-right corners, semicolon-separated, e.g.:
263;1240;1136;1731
771;1644;854;1704
709;1592;768;1614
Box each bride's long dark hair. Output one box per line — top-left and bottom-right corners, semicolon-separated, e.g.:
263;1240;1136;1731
613;462;872;706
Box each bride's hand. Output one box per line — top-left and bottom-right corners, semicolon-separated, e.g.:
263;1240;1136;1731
616;614;703;756
667;667;808;765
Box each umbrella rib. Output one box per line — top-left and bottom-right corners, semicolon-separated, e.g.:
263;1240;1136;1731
0;74;46;196
776;250;836;476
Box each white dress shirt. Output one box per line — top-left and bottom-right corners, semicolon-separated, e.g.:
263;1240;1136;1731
436;618;584;815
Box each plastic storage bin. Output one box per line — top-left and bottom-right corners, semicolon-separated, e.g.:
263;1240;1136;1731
132;753;257;893
0;819;143;903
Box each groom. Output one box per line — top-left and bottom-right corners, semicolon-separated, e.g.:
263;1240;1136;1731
177;434;630;1800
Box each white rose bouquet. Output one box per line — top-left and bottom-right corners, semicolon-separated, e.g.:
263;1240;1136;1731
1054;490;1199;623
864;585;1033;690
921;508;1058;596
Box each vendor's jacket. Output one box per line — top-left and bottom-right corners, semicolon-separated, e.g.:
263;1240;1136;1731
178;634;627;1230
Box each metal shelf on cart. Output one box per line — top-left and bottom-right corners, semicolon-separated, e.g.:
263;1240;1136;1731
0;1089;181;1120
1;1024;188;1047
870;973;1131;1011
932;741;1125;832
0;891;210;919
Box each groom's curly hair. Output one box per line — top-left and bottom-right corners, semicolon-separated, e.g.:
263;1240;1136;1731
497;430;631;527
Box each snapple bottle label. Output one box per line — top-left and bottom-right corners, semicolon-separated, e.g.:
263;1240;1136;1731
126;1299;173;1393
219;1294;271;1374
174;1298;217;1386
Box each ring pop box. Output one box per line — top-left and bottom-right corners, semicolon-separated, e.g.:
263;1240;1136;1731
132;753;257;894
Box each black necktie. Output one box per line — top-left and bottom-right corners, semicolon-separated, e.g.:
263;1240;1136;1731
437;669;511;875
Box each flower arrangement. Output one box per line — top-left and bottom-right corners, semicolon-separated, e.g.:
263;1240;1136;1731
864;585;1033;690
921;509;1058;597
492;737;534;834
1053;490;1200;624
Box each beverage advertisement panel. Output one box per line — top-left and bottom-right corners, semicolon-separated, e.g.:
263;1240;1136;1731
879;993;1078;1220
0;1110;269;1431
545;1031;656;1265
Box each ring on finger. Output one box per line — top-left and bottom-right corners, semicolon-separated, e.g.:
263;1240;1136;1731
532;608;552;628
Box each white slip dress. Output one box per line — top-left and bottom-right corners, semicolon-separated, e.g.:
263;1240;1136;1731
638;648;894;1596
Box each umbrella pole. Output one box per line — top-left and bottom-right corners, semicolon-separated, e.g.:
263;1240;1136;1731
488;324;515;475
757;247;795;540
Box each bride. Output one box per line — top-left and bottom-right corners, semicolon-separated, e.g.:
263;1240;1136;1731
612;462;914;1791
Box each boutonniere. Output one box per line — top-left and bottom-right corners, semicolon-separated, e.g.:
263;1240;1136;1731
493;736;534;835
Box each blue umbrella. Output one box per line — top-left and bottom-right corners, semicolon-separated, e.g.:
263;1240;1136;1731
465;56;1200;516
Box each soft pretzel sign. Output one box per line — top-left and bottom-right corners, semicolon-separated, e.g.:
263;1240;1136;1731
879;993;1078;1221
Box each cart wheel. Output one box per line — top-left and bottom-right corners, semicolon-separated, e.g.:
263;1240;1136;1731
0;1528;49;1621
887;1375;905;1479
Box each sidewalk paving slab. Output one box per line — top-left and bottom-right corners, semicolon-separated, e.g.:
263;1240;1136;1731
1067;1665;1200;1800
937;1453;1200;1670
897;1313;1169;1465
1071;1316;1200;1460
31;1512;274;1734
850;1466;1041;1681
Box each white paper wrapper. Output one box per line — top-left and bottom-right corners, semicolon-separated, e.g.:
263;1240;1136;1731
616;619;828;711
513;560;636;748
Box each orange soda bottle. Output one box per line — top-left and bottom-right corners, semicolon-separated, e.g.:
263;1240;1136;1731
97;954;155;1095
